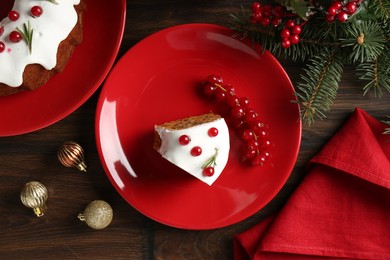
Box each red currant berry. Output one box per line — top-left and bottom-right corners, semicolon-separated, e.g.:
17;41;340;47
178;135;190;145
239;97;250;108
241;129;255;140
251;121;265;134
272;6;284;18
203;166;215;177
245;110;259;124
281;38;291;48
256;129;269;139
247;139;260;151
226;94;239;107
8;11;19;21
289;35;300;45
0;41;5;53
214;88;226;102
337;11;348;22
244;148;257;160
233;118;245;129
203;83;216;97
0;26;4;36
326;14;336;22
271;17;282;27
261;139;272;149
260;17;270;27
31;6;43;17
250;12;263;23
208;127;219;137
345;2;357;15
262;5;272;17
327;6;338;16
291;25;302;35
285;19;295;29
231;107;245;118
207;75;223;85
251;153;268;166
280;29;290;39
190;146;202;156
9;31;23;43
331;1;343;10
224;84;236;95
251;2;261;13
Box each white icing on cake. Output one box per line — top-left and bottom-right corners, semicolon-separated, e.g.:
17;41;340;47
0;0;80;87
155;118;230;186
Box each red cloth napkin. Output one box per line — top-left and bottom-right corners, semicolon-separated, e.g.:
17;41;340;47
234;108;390;260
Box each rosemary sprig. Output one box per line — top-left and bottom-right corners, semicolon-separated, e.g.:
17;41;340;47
202;148;219;169
46;0;59;4
16;21;34;54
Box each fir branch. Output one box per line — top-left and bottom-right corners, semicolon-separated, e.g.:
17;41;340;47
296;48;344;125
340;20;386;63
357;48;390;96
229;0;390;125
369;0;390;22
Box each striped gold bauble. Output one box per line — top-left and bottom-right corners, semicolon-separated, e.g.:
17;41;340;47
20;181;48;217
58;141;87;172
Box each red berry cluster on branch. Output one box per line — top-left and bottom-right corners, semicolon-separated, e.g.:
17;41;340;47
249;2;305;49
250;2;285;27
202;75;272;166
325;0;361;22
280;20;303;48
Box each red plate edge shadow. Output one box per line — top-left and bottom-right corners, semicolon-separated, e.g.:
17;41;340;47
0;0;126;136
96;23;302;230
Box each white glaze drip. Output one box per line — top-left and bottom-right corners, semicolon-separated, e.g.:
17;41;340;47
156;118;230;186
0;0;80;87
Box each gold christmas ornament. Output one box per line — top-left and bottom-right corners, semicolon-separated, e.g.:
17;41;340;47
20;181;48;217
58;141;87;172
78;200;113;229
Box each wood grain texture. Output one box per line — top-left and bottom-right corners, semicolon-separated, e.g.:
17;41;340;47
1;0;390;259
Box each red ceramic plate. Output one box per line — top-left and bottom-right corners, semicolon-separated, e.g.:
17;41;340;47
96;24;301;230
0;0;126;136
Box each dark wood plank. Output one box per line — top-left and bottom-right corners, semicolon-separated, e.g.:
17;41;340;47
1;0;389;259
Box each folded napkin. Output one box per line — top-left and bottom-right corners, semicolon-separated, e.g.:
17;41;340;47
234;108;390;260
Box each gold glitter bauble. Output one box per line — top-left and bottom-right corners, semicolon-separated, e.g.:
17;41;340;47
58;141;87;172
20;181;48;217
78;200;113;229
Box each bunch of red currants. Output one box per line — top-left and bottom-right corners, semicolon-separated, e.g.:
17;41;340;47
202;75;272;166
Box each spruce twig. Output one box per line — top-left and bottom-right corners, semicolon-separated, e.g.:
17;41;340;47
229;0;390;125
296;49;344;125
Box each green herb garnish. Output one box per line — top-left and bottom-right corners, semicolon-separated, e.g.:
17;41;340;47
16;21;34;54
46;0;59;4
202;148;219;169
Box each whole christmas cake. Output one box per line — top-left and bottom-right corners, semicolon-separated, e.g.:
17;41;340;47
0;0;86;96
154;113;230;186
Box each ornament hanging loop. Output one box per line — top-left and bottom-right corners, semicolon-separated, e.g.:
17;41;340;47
58;141;87;172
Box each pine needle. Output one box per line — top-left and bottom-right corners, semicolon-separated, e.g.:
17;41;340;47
296;49;344;126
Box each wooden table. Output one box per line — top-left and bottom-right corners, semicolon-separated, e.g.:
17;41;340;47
1;0;389;258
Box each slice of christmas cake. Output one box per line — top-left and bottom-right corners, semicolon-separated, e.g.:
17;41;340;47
154;113;230;186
